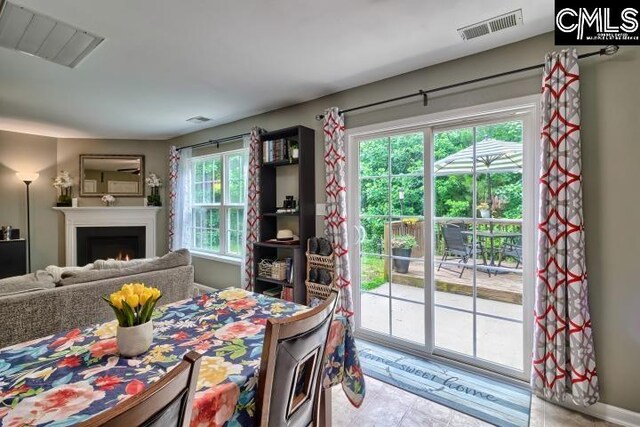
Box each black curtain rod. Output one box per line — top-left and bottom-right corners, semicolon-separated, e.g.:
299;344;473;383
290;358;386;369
315;45;619;120
176;132;250;152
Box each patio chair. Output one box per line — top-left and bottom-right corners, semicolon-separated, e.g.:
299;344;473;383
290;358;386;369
438;222;489;278
498;236;523;269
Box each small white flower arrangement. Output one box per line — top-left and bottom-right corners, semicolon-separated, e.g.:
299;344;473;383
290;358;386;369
145;173;162;207
53;170;73;206
53;170;73;189
102;194;116;206
145;173;162;188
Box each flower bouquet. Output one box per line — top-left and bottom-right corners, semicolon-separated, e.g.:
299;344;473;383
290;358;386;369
103;283;162;357
101;194;116;206
145;173;162;207
53;170;73;207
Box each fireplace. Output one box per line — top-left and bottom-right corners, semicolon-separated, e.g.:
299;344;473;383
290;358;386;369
54;207;159;266
76;226;146;266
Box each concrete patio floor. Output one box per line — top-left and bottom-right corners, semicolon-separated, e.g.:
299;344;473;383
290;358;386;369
360;282;524;371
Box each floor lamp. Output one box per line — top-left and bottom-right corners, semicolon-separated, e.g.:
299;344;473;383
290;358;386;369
16;172;39;273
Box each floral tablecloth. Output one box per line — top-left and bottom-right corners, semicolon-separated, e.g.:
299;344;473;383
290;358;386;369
0;289;365;426
323;315;365;407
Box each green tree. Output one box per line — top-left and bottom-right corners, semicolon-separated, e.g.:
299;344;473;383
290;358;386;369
358;121;524;255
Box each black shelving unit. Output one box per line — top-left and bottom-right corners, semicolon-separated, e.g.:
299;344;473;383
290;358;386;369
0;239;27;279
253;126;315;304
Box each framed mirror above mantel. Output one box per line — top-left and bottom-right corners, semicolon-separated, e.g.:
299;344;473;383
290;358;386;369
79;154;145;197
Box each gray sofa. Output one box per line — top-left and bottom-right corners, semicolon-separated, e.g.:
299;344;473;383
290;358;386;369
0;249;195;349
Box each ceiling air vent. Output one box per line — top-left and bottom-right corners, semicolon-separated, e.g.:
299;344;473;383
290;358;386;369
457;9;523;41
186;116;211;124
0;0;104;68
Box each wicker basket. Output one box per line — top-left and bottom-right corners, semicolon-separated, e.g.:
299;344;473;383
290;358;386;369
305;239;337;304
305;280;334;304
258;259;288;281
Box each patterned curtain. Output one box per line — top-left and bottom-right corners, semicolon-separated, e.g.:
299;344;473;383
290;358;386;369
323;107;355;326
532;49;598;406
243;127;263;291
168;145;179;250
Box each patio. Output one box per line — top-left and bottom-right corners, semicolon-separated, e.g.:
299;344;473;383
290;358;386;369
361;250;524;370
376;218;524;304
361;282;524;370
395;260;523;304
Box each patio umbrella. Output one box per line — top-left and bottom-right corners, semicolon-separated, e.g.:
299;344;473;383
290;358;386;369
434;138;522;214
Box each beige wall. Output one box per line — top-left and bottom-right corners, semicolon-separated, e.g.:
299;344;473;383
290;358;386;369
0;133;168;268
0;130;59;268
169;33;640;411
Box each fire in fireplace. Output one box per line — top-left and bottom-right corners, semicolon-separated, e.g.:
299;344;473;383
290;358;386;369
115;251;131;261
76;226;145;265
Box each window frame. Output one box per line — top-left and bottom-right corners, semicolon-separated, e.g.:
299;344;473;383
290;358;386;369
189;148;247;262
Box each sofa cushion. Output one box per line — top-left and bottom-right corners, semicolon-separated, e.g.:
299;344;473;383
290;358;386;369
58;249;192;286
45;264;94;283
0;270;56;297
93;257;158;270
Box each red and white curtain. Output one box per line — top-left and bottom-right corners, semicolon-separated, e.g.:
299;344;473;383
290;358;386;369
323;108;355;326
532;49;598;405
243;127;263;291
168;145;179;250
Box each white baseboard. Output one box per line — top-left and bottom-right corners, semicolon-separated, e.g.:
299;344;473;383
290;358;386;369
557;400;640;427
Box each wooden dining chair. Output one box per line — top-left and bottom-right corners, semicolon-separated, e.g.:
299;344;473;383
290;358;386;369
256;290;339;427
78;351;202;427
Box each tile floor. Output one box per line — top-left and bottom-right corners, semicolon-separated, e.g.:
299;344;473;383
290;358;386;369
331;375;620;427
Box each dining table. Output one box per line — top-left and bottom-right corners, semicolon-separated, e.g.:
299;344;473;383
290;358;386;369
0;288;365;427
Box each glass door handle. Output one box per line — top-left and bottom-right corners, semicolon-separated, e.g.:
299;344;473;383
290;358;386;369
354;225;366;244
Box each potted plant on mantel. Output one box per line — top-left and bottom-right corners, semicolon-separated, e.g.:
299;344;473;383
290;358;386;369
391;234;418;274
103;283;162;357
53;170;73;207
145;173;162;207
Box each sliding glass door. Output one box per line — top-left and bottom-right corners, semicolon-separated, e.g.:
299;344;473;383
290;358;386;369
355;131;427;346
432;120;527;375
350;102;535;379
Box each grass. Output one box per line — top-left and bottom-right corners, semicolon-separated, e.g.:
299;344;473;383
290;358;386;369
361;256;386;291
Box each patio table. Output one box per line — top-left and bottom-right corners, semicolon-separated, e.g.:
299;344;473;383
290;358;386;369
0;289;365;426
461;230;521;271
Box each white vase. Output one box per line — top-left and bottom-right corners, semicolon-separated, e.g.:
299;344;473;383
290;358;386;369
479;209;491;219
117;321;153;357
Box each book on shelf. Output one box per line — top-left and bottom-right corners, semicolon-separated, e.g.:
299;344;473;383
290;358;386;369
262;138;295;163
281;286;294;302
284;257;293;284
263;287;282;298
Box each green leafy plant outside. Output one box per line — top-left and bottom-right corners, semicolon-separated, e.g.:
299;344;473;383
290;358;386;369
391;234;418;249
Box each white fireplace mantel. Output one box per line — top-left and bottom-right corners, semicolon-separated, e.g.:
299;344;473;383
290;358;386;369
53;207;161;266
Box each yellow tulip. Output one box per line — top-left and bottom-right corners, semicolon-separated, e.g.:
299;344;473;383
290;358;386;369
110;292;124;309
133;283;145;295
140;288;153;305
121;284;134;297
125;293;140;308
151;288;161;300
